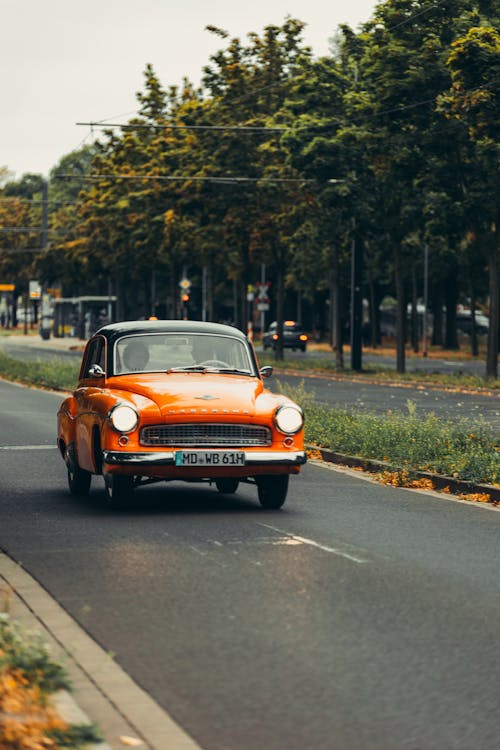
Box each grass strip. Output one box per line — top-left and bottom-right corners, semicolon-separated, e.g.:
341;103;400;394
278;381;500;486
0;351;79;392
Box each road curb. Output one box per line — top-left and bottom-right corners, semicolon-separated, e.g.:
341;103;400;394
307;445;500;502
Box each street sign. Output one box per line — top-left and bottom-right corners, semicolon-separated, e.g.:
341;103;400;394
179;278;191;291
29;280;41;299
257;302;270;311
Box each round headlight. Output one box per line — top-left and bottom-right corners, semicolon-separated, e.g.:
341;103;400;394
109;404;139;433
274;404;304;434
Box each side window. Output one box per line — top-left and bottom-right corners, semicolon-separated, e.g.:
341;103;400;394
81;337;105;378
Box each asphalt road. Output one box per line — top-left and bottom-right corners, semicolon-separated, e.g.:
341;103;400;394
2;379;500;749
2;336;500;427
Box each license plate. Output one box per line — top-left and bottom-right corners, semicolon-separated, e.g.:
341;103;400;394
175;451;245;466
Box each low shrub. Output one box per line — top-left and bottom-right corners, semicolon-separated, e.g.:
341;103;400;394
0;352;79;392
279;381;500;485
0;612;102;750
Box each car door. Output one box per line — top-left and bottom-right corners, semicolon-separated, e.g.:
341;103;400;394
75;336;106;471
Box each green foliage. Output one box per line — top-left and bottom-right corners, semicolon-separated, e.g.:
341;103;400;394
0;351;79;391
0;613;70;696
46;723;103;748
279;382;500;484
2;1;499;372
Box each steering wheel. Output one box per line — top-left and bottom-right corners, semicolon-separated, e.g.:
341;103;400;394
199;359;231;368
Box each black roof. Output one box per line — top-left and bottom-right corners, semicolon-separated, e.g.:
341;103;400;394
95;319;247;346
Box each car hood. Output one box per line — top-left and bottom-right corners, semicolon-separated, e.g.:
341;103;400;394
109;373;265;416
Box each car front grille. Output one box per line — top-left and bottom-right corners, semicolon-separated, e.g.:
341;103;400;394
140;423;272;447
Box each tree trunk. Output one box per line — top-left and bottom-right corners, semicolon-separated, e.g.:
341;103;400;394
368;279;381;348
486;235;499;378
411;262;419;353
330;249;344;369
470;288;478;357
394;241;406;374
431;284;443;346
444;266;459;350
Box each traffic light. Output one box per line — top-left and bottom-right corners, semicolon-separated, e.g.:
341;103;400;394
181;293;190;303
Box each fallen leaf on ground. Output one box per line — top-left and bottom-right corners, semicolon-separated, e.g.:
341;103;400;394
120;737;144;747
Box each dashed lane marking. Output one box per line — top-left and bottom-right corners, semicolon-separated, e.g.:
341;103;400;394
257;522;370;564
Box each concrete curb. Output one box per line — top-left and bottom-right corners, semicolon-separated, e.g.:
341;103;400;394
308;445;500;503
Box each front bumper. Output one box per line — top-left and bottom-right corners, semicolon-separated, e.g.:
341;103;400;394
102;450;307;467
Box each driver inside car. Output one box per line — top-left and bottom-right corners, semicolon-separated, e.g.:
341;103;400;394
122;340;150;372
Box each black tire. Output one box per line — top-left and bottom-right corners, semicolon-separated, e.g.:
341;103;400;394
257;475;289;509
215;478;239;494
65;447;91;496
104;474;134;510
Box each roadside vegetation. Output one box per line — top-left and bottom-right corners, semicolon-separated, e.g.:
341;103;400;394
0;607;101;750
0;351;78;392
280;382;500;486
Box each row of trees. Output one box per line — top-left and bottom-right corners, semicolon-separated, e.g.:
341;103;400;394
1;0;499;373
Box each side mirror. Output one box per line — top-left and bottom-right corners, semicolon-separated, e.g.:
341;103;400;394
260;365;273;378
88;364;105;378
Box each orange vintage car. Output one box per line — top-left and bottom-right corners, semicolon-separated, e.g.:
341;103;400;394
57;320;306;509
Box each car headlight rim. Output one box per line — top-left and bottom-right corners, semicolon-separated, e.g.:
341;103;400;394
108;403;139;433
274;404;304;435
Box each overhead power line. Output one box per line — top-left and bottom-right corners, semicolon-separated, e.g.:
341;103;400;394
77;121;285;133
55;172;340;185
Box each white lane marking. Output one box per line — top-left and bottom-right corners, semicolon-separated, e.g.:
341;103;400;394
0;445;57;450
257;522;370;564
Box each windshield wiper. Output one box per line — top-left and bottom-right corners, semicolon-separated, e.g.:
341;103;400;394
215;368;253;375
167;365;210;373
167;365;253;375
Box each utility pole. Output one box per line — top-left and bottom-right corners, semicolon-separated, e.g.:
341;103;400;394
422;244;429;357
350;219;363;372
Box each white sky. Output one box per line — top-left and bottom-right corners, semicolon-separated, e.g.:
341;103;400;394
2;0;377;180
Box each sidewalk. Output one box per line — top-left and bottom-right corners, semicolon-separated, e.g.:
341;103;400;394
1;332;86;352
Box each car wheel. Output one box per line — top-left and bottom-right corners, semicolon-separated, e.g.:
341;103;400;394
104;474;134;509
215;478;239;494
257;475;289;509
65;447;91;496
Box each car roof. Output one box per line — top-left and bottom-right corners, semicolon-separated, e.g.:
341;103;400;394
95;319;248;347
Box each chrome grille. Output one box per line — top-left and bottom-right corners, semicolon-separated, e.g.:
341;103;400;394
140;423;271;447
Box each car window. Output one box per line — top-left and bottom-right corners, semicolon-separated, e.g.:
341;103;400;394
82;337;105;377
114;333;254;375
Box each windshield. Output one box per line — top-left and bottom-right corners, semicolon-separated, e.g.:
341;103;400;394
114;332;255;375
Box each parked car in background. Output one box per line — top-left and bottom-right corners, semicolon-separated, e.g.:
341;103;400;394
262;321;308;352
456;309;489;335
57;320;306;510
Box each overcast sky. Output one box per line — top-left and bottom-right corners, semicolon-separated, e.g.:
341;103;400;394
2;0;377;180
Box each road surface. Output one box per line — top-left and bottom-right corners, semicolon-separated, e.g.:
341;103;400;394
1;379;500;749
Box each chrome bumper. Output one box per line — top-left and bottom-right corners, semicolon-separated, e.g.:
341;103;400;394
102;450;307;467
